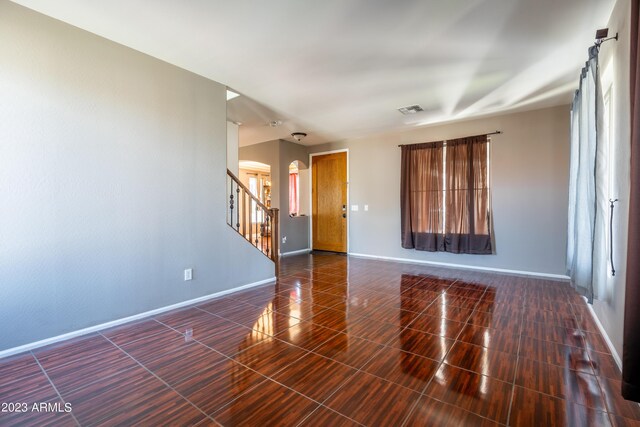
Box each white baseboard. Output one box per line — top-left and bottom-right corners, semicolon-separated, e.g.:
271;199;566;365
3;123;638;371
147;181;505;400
348;252;571;281
0;276;276;360
585;299;623;371
281;248;311;257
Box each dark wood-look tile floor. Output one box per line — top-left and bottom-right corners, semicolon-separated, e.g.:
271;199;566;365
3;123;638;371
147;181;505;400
1;253;639;426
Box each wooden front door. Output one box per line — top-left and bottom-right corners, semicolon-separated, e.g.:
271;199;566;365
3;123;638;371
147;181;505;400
312;152;347;252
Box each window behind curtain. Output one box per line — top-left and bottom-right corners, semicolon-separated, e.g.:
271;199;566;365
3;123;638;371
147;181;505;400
401;135;493;254
401;141;444;251
289;161;299;216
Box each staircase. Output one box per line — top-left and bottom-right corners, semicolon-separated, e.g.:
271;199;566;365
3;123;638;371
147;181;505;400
226;169;280;276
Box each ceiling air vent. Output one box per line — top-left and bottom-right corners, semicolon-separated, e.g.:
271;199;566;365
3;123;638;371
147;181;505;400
397;104;424;115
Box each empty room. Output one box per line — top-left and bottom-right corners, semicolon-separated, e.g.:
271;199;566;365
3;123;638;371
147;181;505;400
2;0;640;426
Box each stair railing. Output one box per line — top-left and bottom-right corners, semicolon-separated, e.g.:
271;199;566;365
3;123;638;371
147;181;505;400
226;169;279;276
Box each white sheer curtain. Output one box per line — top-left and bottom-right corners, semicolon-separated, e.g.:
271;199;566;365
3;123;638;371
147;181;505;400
567;46;606;302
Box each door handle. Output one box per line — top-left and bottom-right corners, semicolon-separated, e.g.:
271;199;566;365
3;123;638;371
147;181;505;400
342;213;346;218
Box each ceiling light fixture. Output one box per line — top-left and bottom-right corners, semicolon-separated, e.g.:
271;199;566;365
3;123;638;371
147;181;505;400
269;120;283;127
226;90;240;100
291;132;307;142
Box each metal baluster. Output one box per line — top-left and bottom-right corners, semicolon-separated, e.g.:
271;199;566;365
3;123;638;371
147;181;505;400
242;190;247;238
261;210;265;254
229;179;234;226
273;208;279;275
254;200;258;247
266;214;270;257
236;187;240;230
244;193;251;243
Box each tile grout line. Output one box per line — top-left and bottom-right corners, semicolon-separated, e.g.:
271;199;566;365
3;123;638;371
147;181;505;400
20;323;198;417
287;276;443;426
161;294;576;403
24;337;118;373
294;405;365;427
399;278;526;426
533;294;617;407
204;345;367;426
504;297;525;427
505;287;618;425
233;275;443;425
282;283;434;423
399;278;482;427
97;332;217;425
192;305;345;359
103;318;176;347
179;271;575;425
32;354;153;408
204;264;384;423
31;351;82;427
151;317;275;386
581;300;622;421
115;323;233;392
153;313;370;426
133;318;282;425
14;259;615;426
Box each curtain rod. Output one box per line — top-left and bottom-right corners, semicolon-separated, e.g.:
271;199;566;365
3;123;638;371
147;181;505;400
594;32;619;48
397;130;502;147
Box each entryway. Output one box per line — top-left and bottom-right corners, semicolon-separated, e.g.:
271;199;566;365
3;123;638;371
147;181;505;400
311;151;348;253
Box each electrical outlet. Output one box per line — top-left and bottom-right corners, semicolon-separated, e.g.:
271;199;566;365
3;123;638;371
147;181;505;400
364;205;369;211
184;268;193;281
282;236;287;244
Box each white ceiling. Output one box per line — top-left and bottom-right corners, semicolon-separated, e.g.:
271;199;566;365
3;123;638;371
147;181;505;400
12;0;616;146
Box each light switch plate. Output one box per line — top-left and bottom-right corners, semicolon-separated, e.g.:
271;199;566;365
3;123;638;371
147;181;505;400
184;268;193;281
351;205;359;211
364;205;369;211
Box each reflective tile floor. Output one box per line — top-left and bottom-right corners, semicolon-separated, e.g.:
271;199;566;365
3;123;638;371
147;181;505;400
2;253;640;426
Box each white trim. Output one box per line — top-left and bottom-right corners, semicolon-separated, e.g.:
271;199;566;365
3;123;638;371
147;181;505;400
585;299;623;371
308;149;350;253
348;252;571;281
0;277;276;360
281;248;311;257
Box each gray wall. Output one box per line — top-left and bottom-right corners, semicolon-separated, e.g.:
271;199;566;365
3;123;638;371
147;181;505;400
309;105;570;275
0;2;274;352
592;0;631;359
239;140;310;253
227;121;239;176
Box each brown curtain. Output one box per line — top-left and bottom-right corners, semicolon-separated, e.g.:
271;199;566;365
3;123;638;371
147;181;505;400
623;0;640;403
400;136;493;254
445;136;493;254
401;142;445;251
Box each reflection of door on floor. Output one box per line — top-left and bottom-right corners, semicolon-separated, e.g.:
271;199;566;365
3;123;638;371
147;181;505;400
312;151;347;253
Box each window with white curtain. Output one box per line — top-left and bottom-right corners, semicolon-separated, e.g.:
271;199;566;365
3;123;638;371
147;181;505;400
601;61;615;279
